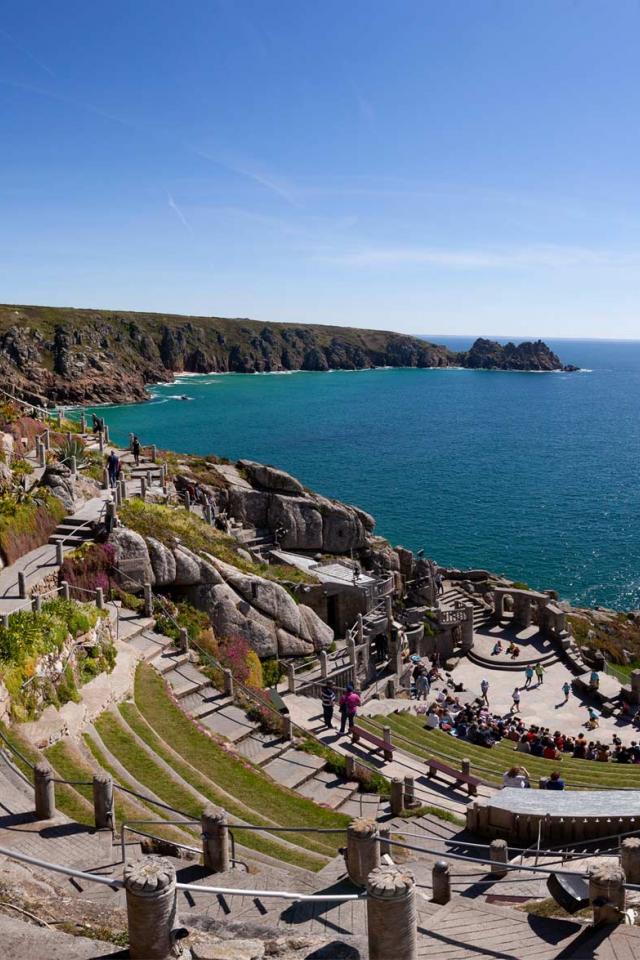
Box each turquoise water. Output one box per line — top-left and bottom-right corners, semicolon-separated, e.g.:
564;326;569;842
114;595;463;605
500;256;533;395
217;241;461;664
84;337;640;611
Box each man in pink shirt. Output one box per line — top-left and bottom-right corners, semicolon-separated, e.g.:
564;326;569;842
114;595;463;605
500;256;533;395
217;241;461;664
339;682;361;734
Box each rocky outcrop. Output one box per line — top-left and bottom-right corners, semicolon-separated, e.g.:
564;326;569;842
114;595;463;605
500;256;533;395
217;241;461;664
112;532;333;657
0;304;577;404
459;338;578;372
40;463;75;512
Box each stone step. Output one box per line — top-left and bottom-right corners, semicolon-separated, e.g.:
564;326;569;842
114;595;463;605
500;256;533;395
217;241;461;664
199;703;257;742
235;731;287;766
335;791;381;819
127;630;174;661
152;648;190;675
165;661;209;697
467;648;559;671
48;532;92;545
262;749;326;790
181;687;230;717
296;770;360;809
115;614;157;643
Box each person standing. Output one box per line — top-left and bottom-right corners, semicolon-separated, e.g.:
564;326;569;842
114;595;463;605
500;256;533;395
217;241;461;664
562;680;571;704
480;678;489;705
106;450;120;488
524;664;534;689
511;687;521;713
535;663;545;685
339;683;361;734
321;682;336;729
416;669;430;701
132;434;141;467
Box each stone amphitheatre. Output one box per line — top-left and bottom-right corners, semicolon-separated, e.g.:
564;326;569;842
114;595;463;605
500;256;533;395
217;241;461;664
2;392;640;959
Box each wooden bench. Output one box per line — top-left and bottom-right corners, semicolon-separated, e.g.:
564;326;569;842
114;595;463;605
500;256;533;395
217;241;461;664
426;757;481;796
352;724;394;761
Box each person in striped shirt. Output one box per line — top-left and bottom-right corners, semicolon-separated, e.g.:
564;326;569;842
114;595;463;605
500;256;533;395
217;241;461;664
321;681;337;729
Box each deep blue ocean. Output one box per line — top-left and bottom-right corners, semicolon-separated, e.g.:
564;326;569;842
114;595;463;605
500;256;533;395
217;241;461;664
82;336;640;611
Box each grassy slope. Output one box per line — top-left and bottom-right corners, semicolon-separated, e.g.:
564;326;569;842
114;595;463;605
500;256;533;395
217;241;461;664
360;712;640;790
0;302;444;353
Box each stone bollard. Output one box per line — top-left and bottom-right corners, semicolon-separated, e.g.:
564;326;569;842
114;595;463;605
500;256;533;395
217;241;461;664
143;583;153;618
589;863;626;925
103;467;110;490
124;857;177;960
106;500;117;528
93;773;114;830
80;412;87;433
286;663;296;693
140;477;146;500
61;580;70;601
621;837;640;883
319;650;328;678
98;431;104;453
357;613;364;643
345;755;356;780
32;594;42;613
366;865;417;960
390;777;404;816
490;838;509;877
70;455;77;477
403;775;416;808
43;428;50;451
178;627;189;653
38;441;46;468
34;762;56;820
432;859;451;904
103;423;110;443
201;807;230;873
223;668;234;697
461;758;471;778
282;714;293;741
382;726;393;762
2;613;9;630
95;587;104;610
18;572;27;599
379;825;391;858
184;491;191;511
347;818;380;887
150;444;157;463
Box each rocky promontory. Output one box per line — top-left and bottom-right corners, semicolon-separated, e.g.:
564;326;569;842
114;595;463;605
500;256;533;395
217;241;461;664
0;303;577;405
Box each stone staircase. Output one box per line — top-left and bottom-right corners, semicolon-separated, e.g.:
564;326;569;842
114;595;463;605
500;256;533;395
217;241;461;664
441;584;491;631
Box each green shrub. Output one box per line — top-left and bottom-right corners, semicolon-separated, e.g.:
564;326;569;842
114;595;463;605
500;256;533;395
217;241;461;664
262;658;286;688
0;491;65;564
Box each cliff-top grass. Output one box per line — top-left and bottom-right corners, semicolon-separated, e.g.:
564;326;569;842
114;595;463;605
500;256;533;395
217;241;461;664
119;499;317;584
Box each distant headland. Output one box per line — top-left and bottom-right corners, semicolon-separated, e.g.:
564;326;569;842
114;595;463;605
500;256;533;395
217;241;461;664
0;303;578;405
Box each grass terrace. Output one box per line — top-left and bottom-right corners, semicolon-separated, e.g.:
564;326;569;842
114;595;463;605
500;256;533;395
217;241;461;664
86;662;349;871
359;711;640;791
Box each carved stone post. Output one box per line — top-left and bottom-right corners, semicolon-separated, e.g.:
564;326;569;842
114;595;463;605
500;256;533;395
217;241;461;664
34;762;56;820
95;587;104;610
432;860;451;904
124;857;177;960
589;863;625;925
102;467;110;490
223;668;234;697
366;865;417;960
490;838;509;878
178;627;189;653
93;773;113;830
282;714;293;741
319;651;328;678
347;818;380;887
61;580;70;601
621;837;640;883
32;594;42;613
201;807;230;873
143;583;153;618
18;572;27;599
140;477;146;500
390;777;404;816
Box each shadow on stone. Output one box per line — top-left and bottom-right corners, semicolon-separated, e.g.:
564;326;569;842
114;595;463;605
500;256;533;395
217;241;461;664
305;943;361;959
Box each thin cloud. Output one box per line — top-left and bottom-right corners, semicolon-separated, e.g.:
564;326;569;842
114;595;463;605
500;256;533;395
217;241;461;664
330;244;640;270
167;193;191;230
0;26;56;77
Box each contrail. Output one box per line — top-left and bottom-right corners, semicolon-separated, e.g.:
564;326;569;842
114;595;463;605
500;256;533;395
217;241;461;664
0;26;56;77
167;192;191;230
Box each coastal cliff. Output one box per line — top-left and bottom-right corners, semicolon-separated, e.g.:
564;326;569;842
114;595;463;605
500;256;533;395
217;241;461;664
0;303;576;404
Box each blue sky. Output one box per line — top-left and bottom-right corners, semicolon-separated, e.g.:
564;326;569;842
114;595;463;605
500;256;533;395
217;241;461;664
2;1;640;339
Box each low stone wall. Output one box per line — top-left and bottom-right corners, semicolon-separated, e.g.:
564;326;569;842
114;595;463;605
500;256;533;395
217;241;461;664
468;790;640;845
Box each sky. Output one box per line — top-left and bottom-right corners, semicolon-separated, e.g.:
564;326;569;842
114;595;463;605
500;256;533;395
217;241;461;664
1;1;640;339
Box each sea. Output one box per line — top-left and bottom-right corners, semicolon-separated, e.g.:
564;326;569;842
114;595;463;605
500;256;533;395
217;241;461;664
79;336;640;612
